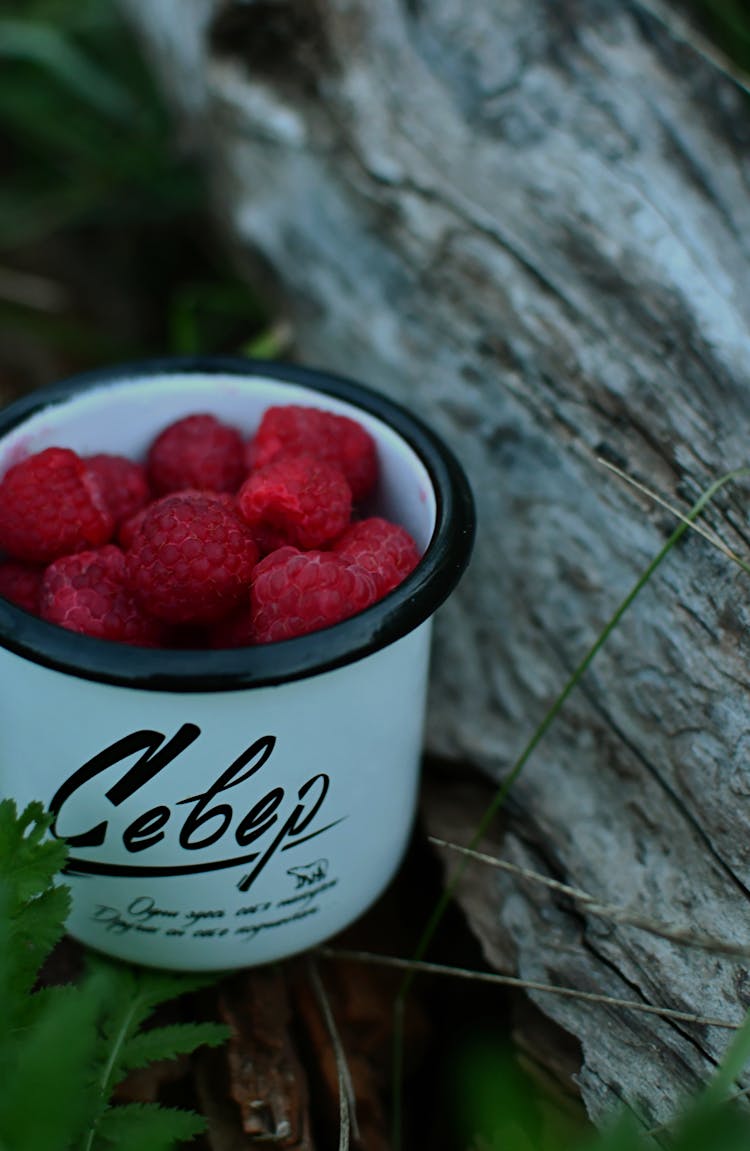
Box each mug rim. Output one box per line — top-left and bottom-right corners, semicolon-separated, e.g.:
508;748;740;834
0;355;475;692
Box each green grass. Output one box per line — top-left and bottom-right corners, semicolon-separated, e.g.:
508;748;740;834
0;3;198;249
685;0;750;73
0;0;271;393
387;469;750;1149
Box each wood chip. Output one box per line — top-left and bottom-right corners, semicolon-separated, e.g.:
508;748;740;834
214;967;314;1150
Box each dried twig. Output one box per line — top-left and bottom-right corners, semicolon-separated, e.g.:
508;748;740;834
307;958;358;1151
0;266;68;312
429;837;750;958
320;948;740;1031
215;969;313;1148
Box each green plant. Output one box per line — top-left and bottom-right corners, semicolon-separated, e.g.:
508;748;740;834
684;0;750;74
384;469;750;1149
0;0;272;378
0;2;201;251
447;1012;750;1151
0;798;230;1151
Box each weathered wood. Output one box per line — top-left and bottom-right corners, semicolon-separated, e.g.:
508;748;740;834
120;0;750;1127
293;960;395;1151
211;968;314;1149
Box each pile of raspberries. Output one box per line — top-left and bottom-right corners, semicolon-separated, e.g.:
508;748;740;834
0;406;421;647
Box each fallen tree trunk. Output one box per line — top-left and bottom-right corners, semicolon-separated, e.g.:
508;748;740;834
120;0;750;1127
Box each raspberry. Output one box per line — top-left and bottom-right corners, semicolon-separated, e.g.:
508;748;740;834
251;546;377;642
119;490;235;550
40;545;165;646
246;405;377;501
0;561;43;614
127;492;259;624
161;623;211;650
333;517;421;596
207;605;255;649
237;454;352;552
0;447;113;564
118;505;151;551
85;453;150;527
147;413;246;495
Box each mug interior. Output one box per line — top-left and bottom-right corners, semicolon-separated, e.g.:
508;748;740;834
0;359;474;692
0;372;436;554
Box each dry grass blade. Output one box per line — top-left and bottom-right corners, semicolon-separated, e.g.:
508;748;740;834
307;958;357;1151
597;458;750;574
0;266;68;312
390;468;750;1150
430;837;750;958
320;948;740;1031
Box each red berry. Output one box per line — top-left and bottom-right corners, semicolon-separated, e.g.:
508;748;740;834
0;561;43;615
207;605;256;649
251;546;377;642
333;517;421;596
0;447;113;564
161;624;211;650
237;453;352;552
118;504;151;551
40;546;165;646
127;492;259;624
118;490;235;550
247;405;377;501
147;413;246;495
85;454;150;527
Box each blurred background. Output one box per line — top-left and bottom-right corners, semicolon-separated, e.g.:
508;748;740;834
1;4;749;1148
0;0;280;409
0;0;747;406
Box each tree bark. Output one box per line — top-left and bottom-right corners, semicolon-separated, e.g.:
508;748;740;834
120;0;750;1128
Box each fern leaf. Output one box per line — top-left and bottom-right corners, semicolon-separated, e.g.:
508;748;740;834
110;965;221;1013
120;1021;231;1074
92;1103;205;1151
84;957;225;1092
8;883;71;1003
0;981;103;1151
0;800;67;907
0;800;228;1151
86;956;218;1020
83;958;229;1127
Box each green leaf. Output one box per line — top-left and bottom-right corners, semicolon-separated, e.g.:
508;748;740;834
573;1112;645;1151
0;799;67;906
93;1103;205;1151
83;958;226;1111
0;799;227;1151
692;1009;750;1111
0;20;136;121
168;279;267;356
120;1021;231;1075
8;884;71;1001
0;982;102;1151
0;801;70;1007
241;324;287;360
665;1010;750;1151
0;886;21;1047
86;956;219;1013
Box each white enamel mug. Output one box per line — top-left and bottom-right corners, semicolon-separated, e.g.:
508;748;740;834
0;358;474;970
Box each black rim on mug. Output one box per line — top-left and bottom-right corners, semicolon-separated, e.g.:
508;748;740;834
0;356;476;692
